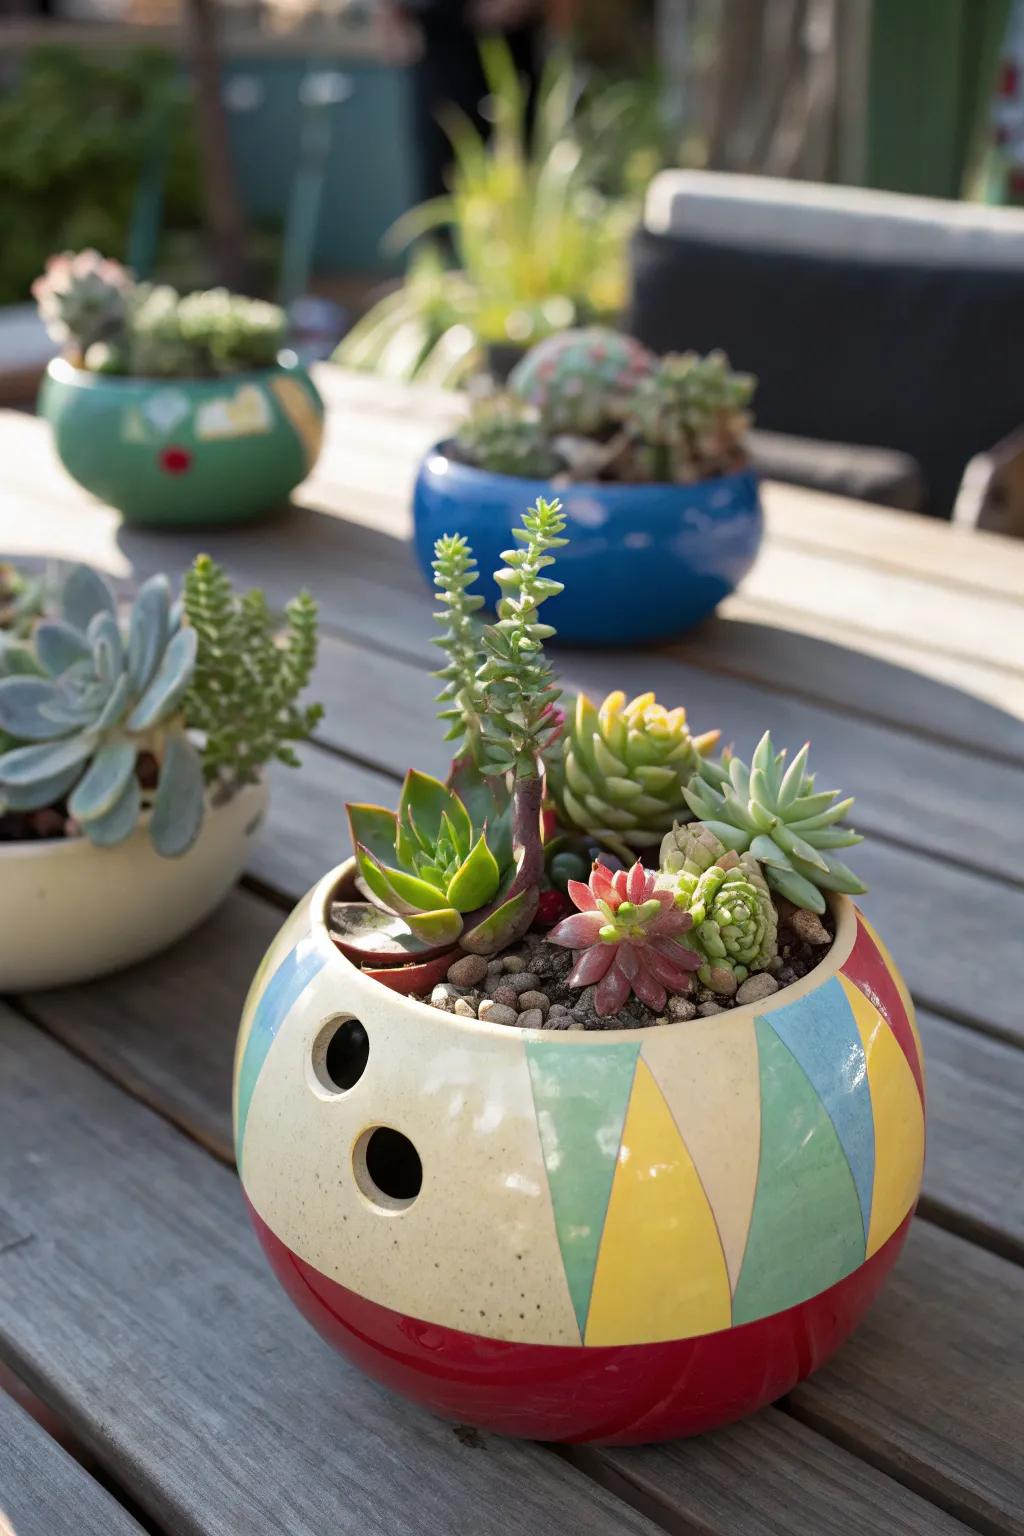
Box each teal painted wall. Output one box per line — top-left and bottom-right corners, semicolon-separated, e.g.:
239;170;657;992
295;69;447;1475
224;57;416;274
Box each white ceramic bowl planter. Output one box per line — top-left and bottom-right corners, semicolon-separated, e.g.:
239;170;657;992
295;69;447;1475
0;779;266;991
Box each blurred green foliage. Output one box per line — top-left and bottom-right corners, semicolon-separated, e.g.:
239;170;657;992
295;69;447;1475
0;46;201;306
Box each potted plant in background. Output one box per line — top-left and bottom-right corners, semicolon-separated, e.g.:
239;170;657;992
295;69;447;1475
0;556;322;990
412;326;761;645
34;250;324;526
336;44;634;389
235;499;924;1445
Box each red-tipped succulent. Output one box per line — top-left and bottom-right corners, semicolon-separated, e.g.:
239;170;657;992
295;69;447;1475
548;861;700;1016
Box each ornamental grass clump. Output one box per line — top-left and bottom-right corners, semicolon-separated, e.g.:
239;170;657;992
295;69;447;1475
451;325;755;485
330;496;868;1026
0;557;320;853
33;249;285;379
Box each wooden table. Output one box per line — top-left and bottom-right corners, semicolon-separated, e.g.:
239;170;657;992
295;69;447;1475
1;368;1022;1536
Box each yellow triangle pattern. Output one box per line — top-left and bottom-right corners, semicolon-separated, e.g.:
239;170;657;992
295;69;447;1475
857;911;925;1086
840;974;925;1257
584;1059;732;1346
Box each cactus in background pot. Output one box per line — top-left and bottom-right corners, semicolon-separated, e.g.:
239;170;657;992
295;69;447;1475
683;733;866;915
547;689;720;861
32;249;132;364
620;350;755;482
454;396;563;479
508;327;655;436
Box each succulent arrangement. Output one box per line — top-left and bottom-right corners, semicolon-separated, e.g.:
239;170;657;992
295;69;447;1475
452;327;755;486
0;558;321;853
0;563;46;638
330;497;866;1025
33;249;285;379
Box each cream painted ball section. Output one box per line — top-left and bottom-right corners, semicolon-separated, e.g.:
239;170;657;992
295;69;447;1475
238;902;581;1346
0;778;267;990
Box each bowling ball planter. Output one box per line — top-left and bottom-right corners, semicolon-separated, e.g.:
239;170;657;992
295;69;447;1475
235;876;923;1444
234;498;924;1444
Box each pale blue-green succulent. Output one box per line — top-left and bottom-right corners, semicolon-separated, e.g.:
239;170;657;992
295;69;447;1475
682;732;866;915
0;565;204;855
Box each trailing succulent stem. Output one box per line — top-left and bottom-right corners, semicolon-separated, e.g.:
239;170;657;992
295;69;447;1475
183;554;322;796
432;534;488;762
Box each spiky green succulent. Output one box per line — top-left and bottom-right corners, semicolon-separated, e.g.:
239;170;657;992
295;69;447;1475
0;563;46;639
32;249;132;362
659;833;777;993
620;349;755;483
454;396;563;479
0;565;203;854
508;326;654;436
347;769;531;954
548;690;720;861
683;733;866;915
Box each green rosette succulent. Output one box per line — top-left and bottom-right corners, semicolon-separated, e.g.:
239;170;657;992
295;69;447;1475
683;732;866;915
454;396;563;479
620;349;755;483
665;852;777;994
32;249;132;362
548;689;720;860
0;564;203;854
347;767;534;955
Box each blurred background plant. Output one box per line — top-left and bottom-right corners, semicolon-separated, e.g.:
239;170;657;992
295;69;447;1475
335;40;639;388
0;46;201;308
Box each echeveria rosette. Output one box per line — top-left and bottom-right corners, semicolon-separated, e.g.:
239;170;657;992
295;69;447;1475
0;564;204;856
548;860;700;1016
668;855;777;995
347;767;534;956
548;689;720;861
683;733;866;915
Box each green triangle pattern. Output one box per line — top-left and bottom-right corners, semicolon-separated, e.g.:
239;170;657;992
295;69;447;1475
526;1039;641;1339
732;1016;866;1326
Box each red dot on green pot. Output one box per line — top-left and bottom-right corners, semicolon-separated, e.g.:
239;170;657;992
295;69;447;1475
159;445;193;475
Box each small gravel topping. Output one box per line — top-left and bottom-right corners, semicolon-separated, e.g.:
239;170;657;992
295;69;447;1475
790;909;832;946
518;990;550;1015
735;972;780;1006
667;996;698;1022
453;997;478;1018
477;1000;519;1027
446;953;489;988
698;1001;725;1017
503;972;541;995
518;1008;545;1030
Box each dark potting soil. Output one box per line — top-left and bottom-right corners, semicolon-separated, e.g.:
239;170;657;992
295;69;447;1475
412;901;836;1031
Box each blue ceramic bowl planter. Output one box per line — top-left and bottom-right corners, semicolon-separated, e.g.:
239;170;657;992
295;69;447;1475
412;443;763;647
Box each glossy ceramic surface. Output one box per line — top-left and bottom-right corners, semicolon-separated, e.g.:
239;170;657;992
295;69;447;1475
235;866;925;1443
411;444;763;646
39;359;324;526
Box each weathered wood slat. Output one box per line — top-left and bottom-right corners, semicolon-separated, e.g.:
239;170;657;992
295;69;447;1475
0;1391;146;1536
673;606;1024;763
789;1221;1024;1536
0;1007;664;1536
569;1407;977;1536
915;1010;1024;1262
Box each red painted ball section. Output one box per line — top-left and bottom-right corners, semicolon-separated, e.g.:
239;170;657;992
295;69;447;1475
246;1197;913;1443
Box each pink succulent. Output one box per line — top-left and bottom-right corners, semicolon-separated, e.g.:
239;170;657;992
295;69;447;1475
547;860;700;1016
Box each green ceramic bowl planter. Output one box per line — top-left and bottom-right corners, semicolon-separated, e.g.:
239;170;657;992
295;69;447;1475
33;250;324;527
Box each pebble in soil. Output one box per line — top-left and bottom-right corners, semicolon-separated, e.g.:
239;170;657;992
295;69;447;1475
415;902;836;1031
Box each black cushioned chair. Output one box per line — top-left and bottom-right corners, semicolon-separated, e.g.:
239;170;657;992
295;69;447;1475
628;171;1024;519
